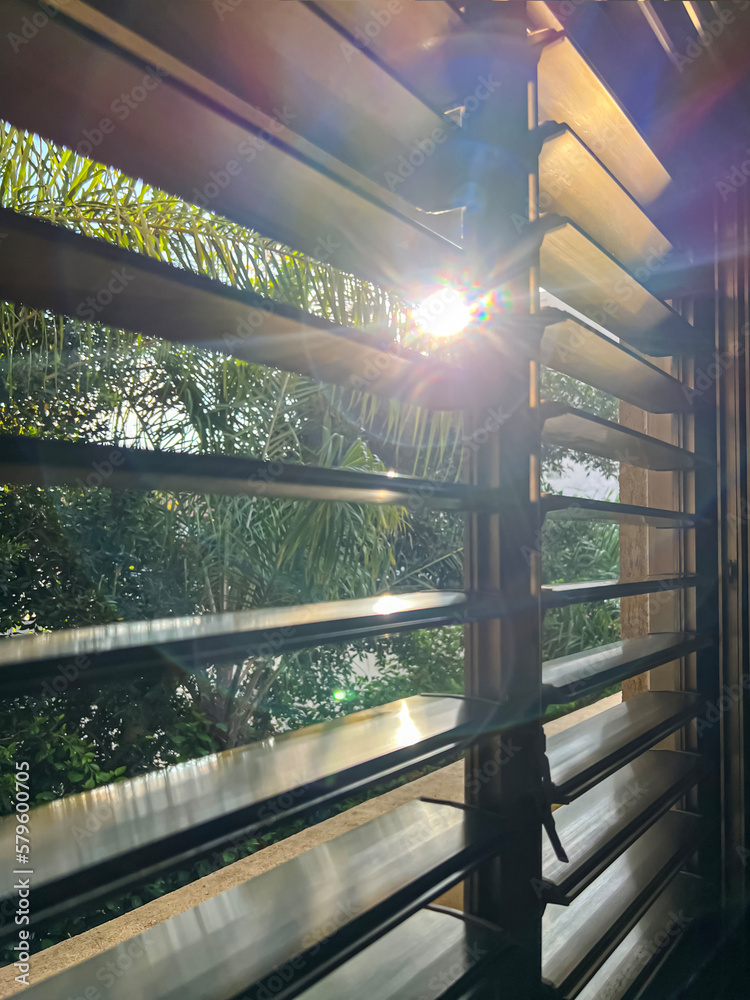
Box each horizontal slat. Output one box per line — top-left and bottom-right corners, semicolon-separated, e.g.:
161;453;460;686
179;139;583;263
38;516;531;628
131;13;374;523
540;220;697;356
319;3;672;215
543;810;700;998
0;696;505;931
11;799;505;999
542;575;697;608
535;31;671;206
576;871;703;1000
542;632;707;705
296;907;514;1000
542;495;694;529
0;591;501;697
547;691;700;802
0;207;477;410
540;311;693;414
0;435;498;511
542;404;696;470
312;1;463;110
82;0;458;212
543;750;701;903
0;0;460;301
540;124;673;272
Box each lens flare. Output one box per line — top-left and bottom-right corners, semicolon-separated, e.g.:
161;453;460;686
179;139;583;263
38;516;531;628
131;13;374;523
413;287;472;339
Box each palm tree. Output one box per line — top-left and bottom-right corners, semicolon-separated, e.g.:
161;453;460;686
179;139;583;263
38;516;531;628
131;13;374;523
0;121;471;755
0;119;620;760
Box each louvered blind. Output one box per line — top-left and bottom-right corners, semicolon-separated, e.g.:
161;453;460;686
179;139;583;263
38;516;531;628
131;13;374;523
0;2;714;998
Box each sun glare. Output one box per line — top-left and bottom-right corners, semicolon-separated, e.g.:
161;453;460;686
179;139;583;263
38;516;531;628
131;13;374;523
413;287;472;339
373;594;408;616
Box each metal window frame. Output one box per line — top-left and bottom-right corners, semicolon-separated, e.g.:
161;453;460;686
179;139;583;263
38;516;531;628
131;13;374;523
0;1;732;997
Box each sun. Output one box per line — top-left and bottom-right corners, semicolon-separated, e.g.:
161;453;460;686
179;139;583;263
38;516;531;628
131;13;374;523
412;287;472;339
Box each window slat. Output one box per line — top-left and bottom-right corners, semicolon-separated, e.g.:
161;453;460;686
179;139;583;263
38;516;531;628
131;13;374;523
0;591;502;697
0;208;474;410
543;810;701;998
540;221;696;356
540;313;693;414
542;632;708;704
542;495;695;529
0;1;459;301
543;576;697;608
540;125;673;273
544;750;700;903
0;697;506;932
542;405;697;471
547;692;700;802
7;799;507;1000
0;435;496;512
575;871;703;1000
296;907;513;1000
537;35;671;206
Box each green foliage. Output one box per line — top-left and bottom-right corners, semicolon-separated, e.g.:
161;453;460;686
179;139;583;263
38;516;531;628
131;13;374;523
542;514;621;662
539;368;622;663
0;122;460;476
0;117;630;959
271;626;464;729
390;507;463;591
541;367;619;481
0;683;224;817
354;627;464;709
0;707;127;812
